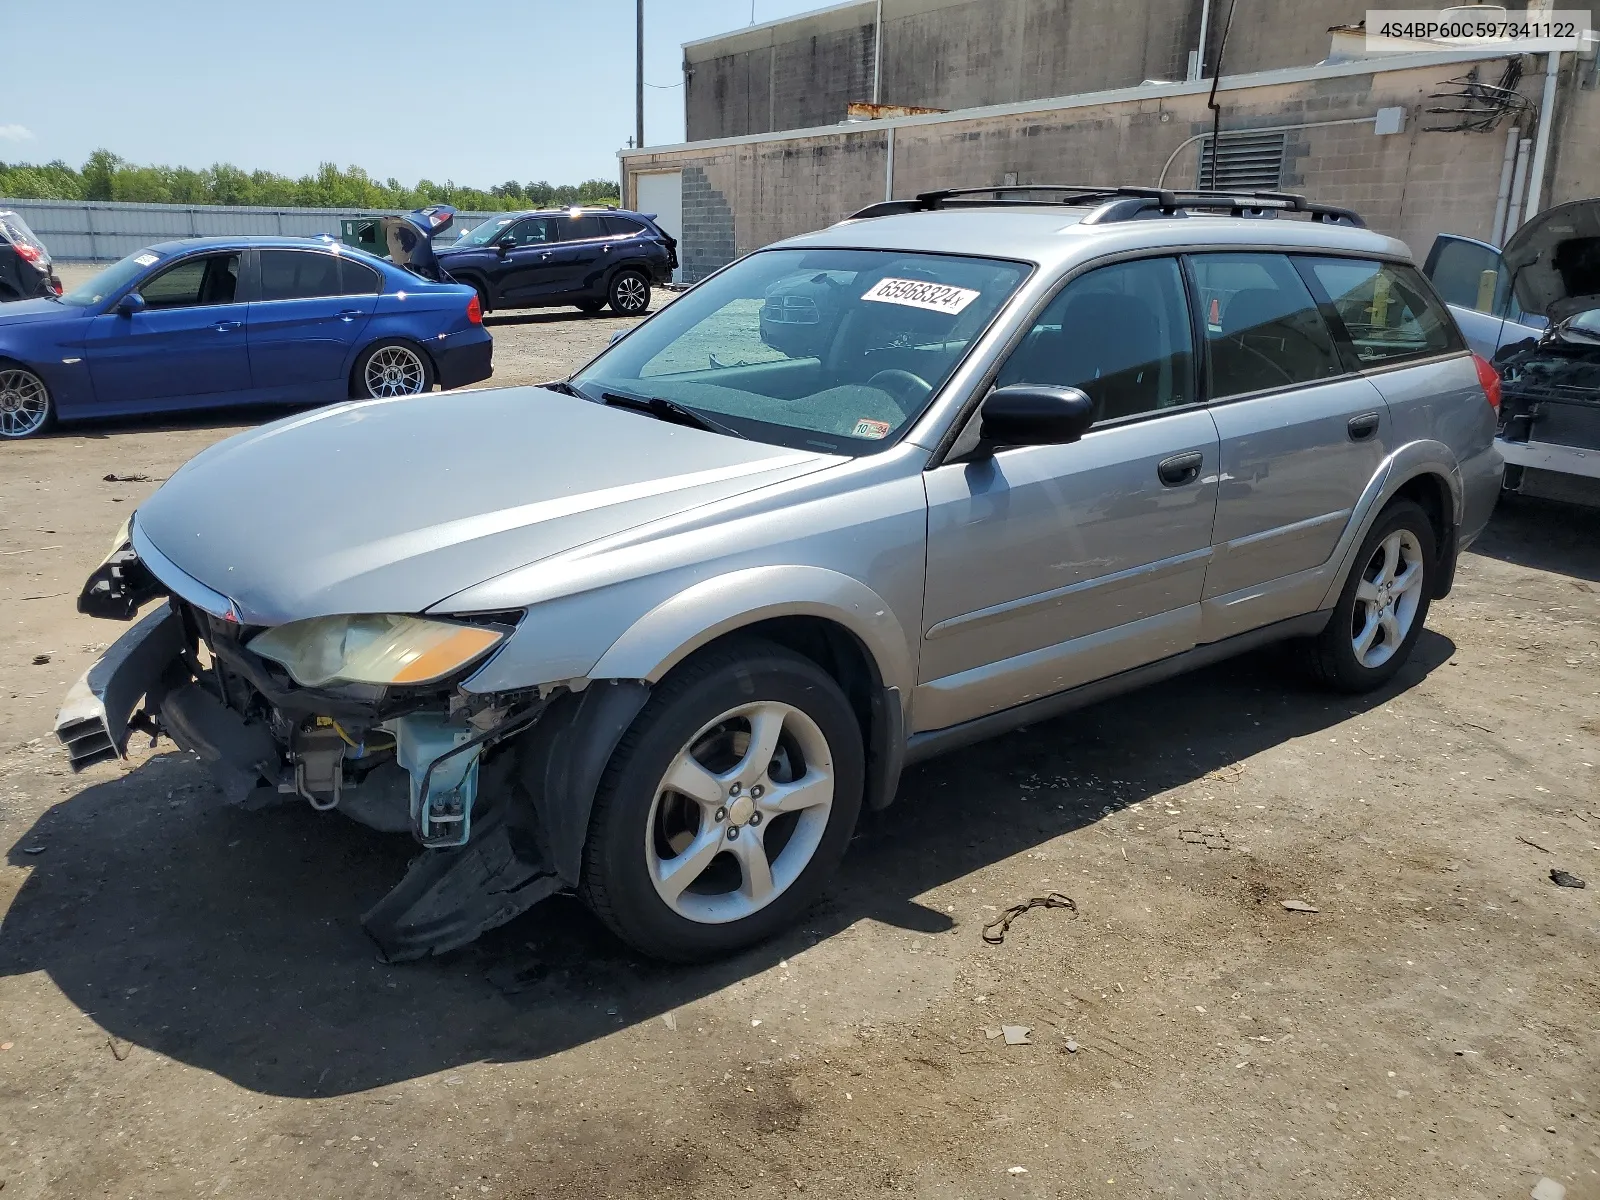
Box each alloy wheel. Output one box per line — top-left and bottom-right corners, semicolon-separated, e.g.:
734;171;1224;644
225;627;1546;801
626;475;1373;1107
1351;528;1425;669
0;368;50;438
363;346;427;397
644;700;834;925
615;275;648;312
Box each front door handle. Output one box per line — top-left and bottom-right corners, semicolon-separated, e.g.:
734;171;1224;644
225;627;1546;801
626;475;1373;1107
211;319;242;332
1158;450;1204;487
1348;411;1381;441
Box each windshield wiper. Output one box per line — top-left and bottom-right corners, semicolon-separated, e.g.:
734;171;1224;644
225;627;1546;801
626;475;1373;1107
599;391;748;439
542;379;585;397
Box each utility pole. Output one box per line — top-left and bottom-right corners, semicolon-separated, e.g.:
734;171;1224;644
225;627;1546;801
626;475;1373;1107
635;0;645;152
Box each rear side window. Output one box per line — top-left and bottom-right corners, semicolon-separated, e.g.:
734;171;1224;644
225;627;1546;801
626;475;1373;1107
603;215;645;237
258;250;342;301
996;256;1195;423
1188;252;1343;399
556;215;609;242
339;257;383;295
1301;257;1461;366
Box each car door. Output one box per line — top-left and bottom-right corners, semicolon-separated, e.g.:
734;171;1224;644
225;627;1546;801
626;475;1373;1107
917;255;1221;733
1421;234;1545;357
85;251;251;409
493;217;561;304
1188;251;1392;641
246;249;381;398
546;214;613;297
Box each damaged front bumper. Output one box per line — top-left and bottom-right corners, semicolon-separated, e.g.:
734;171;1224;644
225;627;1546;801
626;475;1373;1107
54;591;647;962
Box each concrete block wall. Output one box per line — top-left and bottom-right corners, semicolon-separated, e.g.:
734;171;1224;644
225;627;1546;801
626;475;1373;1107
639;60;1555;281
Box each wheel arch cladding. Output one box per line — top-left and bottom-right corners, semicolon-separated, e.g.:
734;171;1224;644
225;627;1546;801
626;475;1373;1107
1390;470;1457;598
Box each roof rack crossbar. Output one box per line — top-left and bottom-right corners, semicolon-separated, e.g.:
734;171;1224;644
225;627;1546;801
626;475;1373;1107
847;184;1364;228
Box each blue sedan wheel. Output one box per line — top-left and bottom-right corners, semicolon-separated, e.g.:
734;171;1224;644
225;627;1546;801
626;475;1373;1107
356;341;433;399
0;366;52;439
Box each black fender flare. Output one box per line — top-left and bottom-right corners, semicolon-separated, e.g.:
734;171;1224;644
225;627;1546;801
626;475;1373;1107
507;680;651;886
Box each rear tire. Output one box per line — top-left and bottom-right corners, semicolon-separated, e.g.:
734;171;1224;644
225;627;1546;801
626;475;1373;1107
0;363;54;439
1302;499;1436;692
575;298;605;315
607;269;650;316
352;339;434;399
580;639;864;962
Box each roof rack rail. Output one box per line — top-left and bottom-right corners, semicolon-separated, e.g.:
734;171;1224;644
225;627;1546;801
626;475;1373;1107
846;184;1364;228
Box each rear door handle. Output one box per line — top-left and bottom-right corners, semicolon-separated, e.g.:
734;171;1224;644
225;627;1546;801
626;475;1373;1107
1348;411;1381;441
211;320;242;332
1158;451;1204;487
337;309;365;323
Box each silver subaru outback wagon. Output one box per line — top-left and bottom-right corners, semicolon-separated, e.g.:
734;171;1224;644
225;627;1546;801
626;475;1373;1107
57;186;1504;963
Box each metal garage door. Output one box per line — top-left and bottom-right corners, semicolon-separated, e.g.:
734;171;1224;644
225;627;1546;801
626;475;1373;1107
634;171;683;284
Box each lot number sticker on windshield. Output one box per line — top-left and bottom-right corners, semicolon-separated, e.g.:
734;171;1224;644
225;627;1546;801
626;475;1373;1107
861;277;981;315
133;253;160;267
851;418;891;439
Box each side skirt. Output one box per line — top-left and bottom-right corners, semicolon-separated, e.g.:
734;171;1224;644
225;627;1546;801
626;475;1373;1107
902;611;1331;766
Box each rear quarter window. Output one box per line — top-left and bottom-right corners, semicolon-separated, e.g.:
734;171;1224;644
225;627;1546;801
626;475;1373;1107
1300;257;1463;367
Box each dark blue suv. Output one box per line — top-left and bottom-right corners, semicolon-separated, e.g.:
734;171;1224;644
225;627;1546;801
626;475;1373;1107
436;207;677;317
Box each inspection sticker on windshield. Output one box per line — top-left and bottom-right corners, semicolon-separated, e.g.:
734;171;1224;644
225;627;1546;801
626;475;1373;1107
851;418;891;440
133;253;160;267
861;277;980;315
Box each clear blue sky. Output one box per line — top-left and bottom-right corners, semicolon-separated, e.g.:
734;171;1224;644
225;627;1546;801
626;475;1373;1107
1;0;829;186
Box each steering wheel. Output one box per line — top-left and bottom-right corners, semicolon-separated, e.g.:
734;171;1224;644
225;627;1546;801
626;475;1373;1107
866;368;934;410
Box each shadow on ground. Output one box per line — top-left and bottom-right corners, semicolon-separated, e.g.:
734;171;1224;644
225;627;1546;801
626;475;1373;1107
1;631;1454;1098
1470;491;1600;582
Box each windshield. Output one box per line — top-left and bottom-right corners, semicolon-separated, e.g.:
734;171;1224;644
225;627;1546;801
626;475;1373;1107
452;216;520;247
59;249;164;307
572;248;1030;455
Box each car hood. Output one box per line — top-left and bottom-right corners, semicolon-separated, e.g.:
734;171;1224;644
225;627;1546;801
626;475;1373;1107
0;297;73;325
1504;198;1600;321
133;387;836;626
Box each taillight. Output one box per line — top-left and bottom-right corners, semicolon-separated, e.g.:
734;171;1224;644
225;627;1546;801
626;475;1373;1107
466;293;482;325
1472;352;1501;412
14;242;44;266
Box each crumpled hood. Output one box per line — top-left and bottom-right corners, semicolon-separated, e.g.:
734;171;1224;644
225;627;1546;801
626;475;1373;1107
134;387;834;625
1504;198;1600;321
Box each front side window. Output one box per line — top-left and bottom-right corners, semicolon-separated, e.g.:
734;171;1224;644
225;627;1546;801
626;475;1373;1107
59;249;164;307
572;247;1030;455
1189;252;1343;398
995;256;1195;423
1302;257;1460;366
506;218;555;246
258;250;342;301
138;253;240;309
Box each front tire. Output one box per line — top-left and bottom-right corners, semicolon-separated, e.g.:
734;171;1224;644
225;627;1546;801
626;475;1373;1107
575;298;605;315
607;269;650;316
580;639;864;961
0;364;54;439
1303;499;1436;692
352;339;434;399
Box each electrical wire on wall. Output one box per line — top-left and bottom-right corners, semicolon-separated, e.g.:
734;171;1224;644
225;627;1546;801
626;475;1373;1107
1204;0;1241;188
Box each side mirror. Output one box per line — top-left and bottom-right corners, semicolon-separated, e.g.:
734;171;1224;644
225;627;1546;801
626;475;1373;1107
977;384;1095;452
495;236;516;253
116;292;146;317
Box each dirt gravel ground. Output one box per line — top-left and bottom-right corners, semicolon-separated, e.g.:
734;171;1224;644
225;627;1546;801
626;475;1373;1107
1;272;1597;1199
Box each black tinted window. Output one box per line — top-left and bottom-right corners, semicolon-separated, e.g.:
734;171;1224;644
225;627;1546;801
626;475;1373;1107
1303;257;1460;365
1426;237;1511;314
996;256;1195;423
1189;252;1342;398
139;253;239;308
603;215;645;237
339;257;383;295
259;250;342;301
507;218;554;246
555;215;608;242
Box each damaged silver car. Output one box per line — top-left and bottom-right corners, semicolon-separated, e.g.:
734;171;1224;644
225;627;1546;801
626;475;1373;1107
56;186;1503;963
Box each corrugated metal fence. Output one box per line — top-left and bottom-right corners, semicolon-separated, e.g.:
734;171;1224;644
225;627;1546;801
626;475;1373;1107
0;198;503;261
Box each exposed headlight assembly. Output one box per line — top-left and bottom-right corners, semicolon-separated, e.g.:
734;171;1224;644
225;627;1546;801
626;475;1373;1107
248;615;504;688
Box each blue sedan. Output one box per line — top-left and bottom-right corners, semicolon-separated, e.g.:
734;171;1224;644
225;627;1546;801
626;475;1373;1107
0;233;492;439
